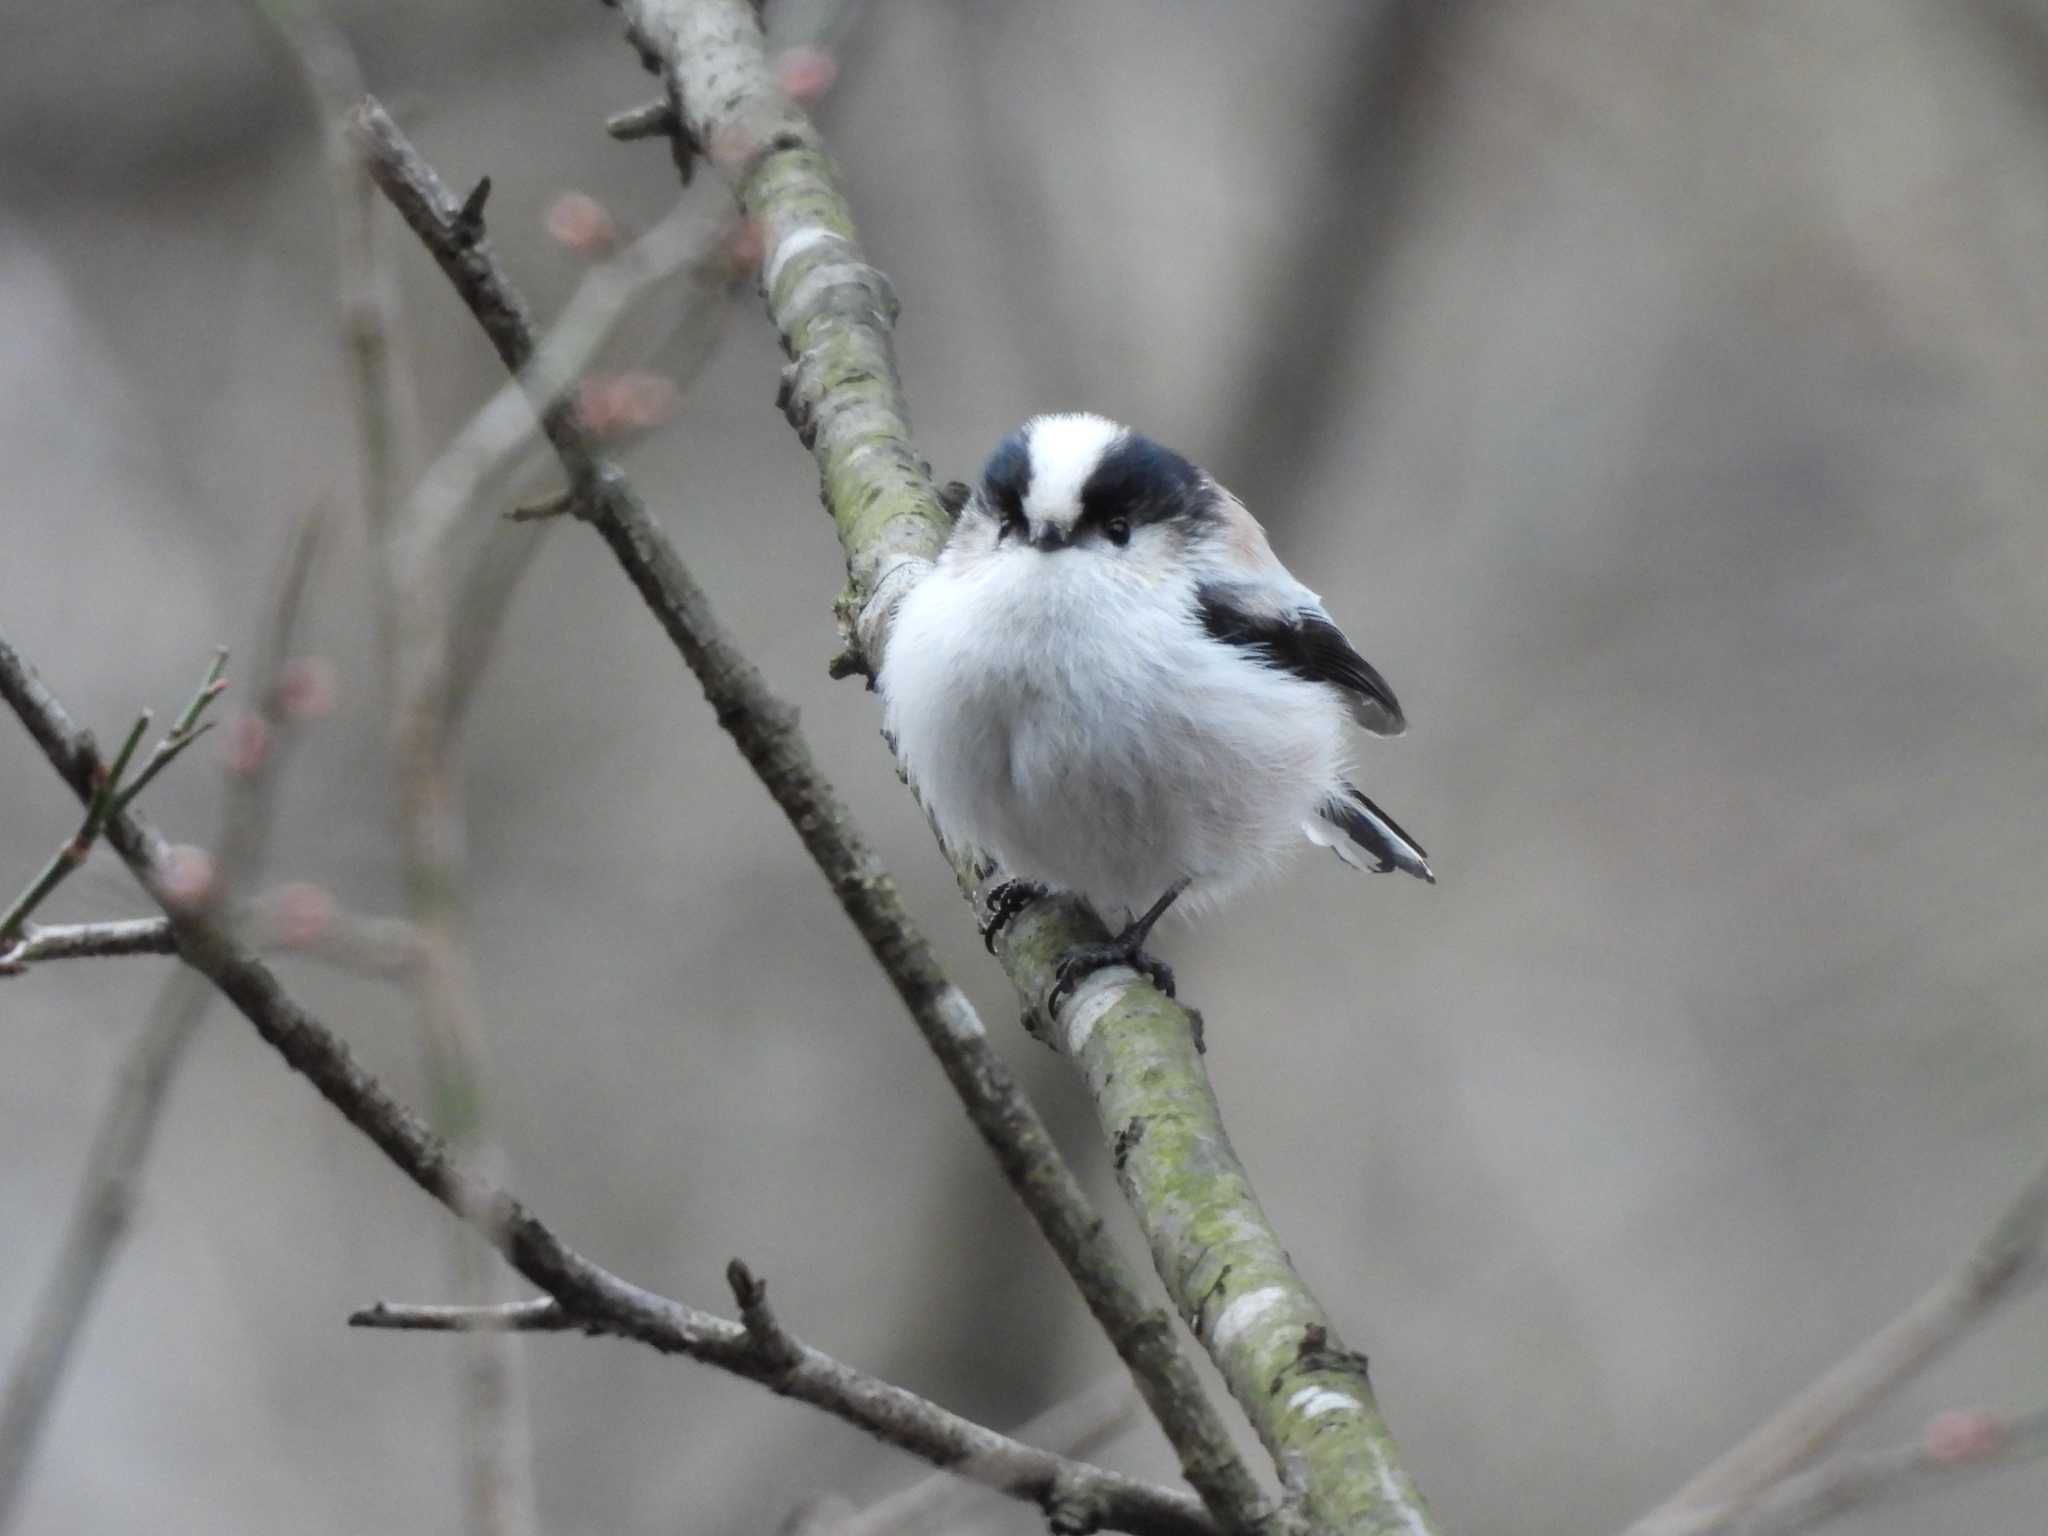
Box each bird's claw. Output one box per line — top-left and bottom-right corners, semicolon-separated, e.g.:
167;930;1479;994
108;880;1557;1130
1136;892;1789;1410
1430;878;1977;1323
979;878;1049;954
1049;940;1175;1012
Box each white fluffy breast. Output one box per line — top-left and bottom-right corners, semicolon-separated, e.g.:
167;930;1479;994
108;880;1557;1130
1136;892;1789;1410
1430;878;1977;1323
879;539;1351;918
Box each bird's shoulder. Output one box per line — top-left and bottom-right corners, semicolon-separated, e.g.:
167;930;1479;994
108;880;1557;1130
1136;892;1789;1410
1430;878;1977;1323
1187;493;1406;736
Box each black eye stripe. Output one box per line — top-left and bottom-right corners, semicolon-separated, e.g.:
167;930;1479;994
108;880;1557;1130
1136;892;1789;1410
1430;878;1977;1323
1078;432;1208;531
980;432;1032;527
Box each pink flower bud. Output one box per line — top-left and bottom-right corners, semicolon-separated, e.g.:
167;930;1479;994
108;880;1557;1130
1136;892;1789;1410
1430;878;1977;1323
277;657;338;720
221;713;272;777
773;46;838;104
266;882;336;948
575;371;679;438
545;191;618;257
1924;1409;2003;1465
159;845;218;912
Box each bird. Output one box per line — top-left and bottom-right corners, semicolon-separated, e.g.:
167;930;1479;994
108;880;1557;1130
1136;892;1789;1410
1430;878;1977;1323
878;412;1431;1004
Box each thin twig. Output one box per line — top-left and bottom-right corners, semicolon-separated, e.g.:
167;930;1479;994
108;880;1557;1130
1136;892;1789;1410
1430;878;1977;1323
0;511;321;1532
244;892;429;980
347;94;1273;1535
606;100;678;141
842;1374;1142;1536
0;918;176;972
0;623;1215;1536
0;712;151;945
726;1260;802;1374
1730;1404;2048;1536
353;1300;569;1333
109;651;228;814
0;656;228;949
0;908;428;981
1625;1154;2048;1536
403;197;732;565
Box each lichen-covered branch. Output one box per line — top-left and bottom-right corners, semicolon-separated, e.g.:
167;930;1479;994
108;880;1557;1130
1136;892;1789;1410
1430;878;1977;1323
348;96;1272;1534
599;5;1439;1531
0;627;1214;1536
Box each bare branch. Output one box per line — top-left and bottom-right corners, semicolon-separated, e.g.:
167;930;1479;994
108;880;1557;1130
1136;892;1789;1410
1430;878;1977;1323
352;1300;569;1333
403;197;734;566
245;890;429;980
109;651;229;814
0;620;1215;1536
1626;1153;2048;1536
843;1374;1142;1536
0;651;227;950
0;918;176;972
348;94;1273;1535
606;100;678;141
726;1259;803;1375
0;510;322;1531
1730;1405;2048;1536
0;902;427;982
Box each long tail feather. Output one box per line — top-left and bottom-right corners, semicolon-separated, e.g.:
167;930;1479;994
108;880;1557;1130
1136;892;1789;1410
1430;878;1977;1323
1306;783;1435;884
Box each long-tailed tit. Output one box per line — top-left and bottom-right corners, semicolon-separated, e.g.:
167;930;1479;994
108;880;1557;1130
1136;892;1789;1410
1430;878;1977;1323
880;413;1431;1002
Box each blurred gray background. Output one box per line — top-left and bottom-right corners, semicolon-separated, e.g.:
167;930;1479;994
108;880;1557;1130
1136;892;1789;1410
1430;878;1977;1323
3;1;2046;1532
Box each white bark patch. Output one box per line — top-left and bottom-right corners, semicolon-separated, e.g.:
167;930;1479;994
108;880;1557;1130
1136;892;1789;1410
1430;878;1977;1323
1287;1386;1358;1419
1210;1285;1288;1350
765;225;842;292
1060;972;1136;1055
1371;1440;1432;1536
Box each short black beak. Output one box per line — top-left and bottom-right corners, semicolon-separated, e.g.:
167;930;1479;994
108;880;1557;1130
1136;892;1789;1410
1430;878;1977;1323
1029;525;1066;552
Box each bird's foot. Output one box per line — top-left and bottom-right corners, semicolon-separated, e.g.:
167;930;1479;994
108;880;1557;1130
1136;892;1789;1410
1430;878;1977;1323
1050;938;1174;1011
979;878;1049;954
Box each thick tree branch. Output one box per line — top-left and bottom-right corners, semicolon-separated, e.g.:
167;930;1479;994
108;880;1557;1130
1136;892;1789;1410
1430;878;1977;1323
1626;1153;2048;1536
0;628;1212;1536
589;6;1442;1531
347;97;1273;1535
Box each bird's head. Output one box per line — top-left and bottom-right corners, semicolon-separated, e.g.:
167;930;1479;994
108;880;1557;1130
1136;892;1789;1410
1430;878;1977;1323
960;414;1216;571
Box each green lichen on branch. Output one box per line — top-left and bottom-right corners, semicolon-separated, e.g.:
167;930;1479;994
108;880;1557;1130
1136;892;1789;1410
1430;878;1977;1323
616;3;1443;1532
623;0;948;668
1000;902;1437;1536
614;2;1442;1529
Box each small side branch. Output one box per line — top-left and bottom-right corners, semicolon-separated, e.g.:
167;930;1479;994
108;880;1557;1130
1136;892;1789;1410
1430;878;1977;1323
1625;1153;2048;1536
0;918;176;972
1732;1404;2048;1536
0;513;318;1532
727;1260;802;1374
352;1300;569;1333
0;653;226;948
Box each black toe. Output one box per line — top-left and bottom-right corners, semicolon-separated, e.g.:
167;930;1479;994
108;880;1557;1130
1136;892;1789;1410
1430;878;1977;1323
979;878;1049;953
1050;940;1174;1010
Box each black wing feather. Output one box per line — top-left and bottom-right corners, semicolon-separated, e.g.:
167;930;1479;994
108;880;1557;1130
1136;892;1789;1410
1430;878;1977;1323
1196;583;1405;730
1318;784;1434;882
